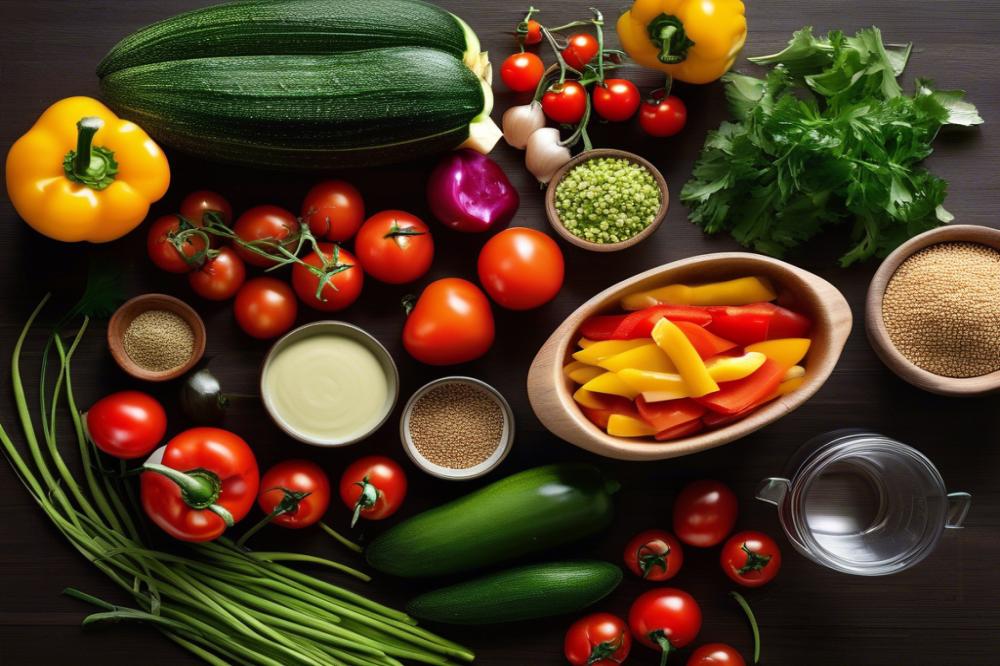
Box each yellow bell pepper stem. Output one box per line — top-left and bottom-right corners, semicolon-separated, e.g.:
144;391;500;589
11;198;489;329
651;318;718;397
622;276;776;309
67;117;118;189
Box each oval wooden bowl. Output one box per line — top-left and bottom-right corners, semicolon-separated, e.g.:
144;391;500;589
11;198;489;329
544;149;669;252
108;294;206;382
866;224;1000;397
527;252;853;461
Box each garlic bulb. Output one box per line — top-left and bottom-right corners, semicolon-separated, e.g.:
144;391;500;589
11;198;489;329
525;128;571;184
502;102;546;150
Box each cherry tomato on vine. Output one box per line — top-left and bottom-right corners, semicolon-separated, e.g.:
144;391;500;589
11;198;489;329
500;52;545;92
403;278;495;365
339;456;407;526
562;33;599;70
629;588;702;664
477;227;563;310
301;180;365;242
233;205;300;267
721;531;782;588
85;391;167;460
687;643;746;666
593;79;641;122
564;613;632;666
257;459;331;529
640;92;687;137
624;529;684;581
147;214;206;274
291;243;364;312
180;190;232;226
189;246;246;301
542;81;587;124
673;480;738;547
234;277;298;339
520;18;543;46
355;210;434;284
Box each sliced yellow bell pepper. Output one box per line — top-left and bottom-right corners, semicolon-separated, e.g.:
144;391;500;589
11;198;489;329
705;352;767;382
573;387;609;409
622;277;776;310
746;339;811;369
578;337;596;349
782;365;805;382
564;360;606;385
619;352;765;396
607;414;658;437
598;343;677;373
620;369;688;396
581;372;640;400
650;318;718;397
573;339;649;365
775;376;805;397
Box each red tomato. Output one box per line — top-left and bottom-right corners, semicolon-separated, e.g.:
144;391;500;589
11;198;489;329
477;227;563;310
291;243;364;312
147;214;207;274
339;456;407;526
188;246;246;301
521;18;543;46
687;644;746;666
640;92;687;137
542;81;587;124
593;79;641;122
500;52;544;92
403;278;495;365
234;277;298;339
85;391;166;460
624;529;684;581
562;33;599;70
629;588;702;662
673;480;738;548
179;190;232;226
233;205;300;267
355;210;434;284
257;459;330;529
564;613;632;666
301;180;365;242
721;531;782;588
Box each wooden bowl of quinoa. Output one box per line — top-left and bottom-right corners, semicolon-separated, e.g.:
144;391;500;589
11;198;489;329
108;294;206;382
545;149;668;252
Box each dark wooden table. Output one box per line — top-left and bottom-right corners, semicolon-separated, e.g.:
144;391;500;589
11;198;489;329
2;1;999;664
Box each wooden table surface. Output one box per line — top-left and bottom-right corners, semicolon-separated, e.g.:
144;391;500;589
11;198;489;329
2;1;999;664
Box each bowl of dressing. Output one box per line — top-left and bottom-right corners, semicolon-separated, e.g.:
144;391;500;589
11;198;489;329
261;321;399;447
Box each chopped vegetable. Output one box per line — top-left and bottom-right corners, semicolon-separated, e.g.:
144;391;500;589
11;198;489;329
622;277;776;309
565;360;606;384
704;304;774;345
580;305;711;340
573;338;650;364
745;338;811;368
582;372;641;400
651;319;719;397
598;343;677;373
608;413;658;437
695;359;786;415
673;321;738;359
635;396;705;433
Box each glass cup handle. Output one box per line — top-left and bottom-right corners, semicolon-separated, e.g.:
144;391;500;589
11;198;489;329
756;477;791;506
945;492;971;528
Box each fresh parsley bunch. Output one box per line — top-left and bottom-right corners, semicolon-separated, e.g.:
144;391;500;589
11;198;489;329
681;27;982;266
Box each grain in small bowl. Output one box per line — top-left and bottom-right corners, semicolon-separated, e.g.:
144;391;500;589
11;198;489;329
400;377;514;480
108;294;206;382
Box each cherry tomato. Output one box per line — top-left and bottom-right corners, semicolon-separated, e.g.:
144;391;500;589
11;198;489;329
291;243;364;312
339;456;407;526
593;79;641;122
564;613;632;666
500;52;545;92
562;33;599;70
85;391;166;460
147;214;207;274
233;205;300;267
673;480;738;548
189;246;246;301
721;531;782;588
629;588;702;663
180;190;232;226
687;644;746;666
234;277;298;339
403;278;495;365
477;227;563;310
257;459;330;529
542;81;587;124
640;92;688;138
355;210;434;284
301;180;365;242
521;18;543;46
624;529;684;581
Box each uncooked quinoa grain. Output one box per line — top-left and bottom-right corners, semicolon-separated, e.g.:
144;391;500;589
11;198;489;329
882;241;1000;378
123;309;195;372
408;382;505;469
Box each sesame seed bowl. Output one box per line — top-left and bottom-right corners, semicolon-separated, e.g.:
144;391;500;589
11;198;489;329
107;294;206;382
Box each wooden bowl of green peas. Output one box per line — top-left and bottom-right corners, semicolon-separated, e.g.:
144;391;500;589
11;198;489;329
545;148;669;252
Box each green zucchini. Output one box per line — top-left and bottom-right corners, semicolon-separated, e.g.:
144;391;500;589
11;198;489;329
366;464;618;578
407;561;623;625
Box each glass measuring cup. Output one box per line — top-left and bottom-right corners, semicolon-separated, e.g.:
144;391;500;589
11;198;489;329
756;430;970;576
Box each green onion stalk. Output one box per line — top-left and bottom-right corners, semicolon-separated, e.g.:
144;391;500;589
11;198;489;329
0;294;474;666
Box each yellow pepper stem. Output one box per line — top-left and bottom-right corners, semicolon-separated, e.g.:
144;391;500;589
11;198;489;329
64;117;118;191
648;14;695;64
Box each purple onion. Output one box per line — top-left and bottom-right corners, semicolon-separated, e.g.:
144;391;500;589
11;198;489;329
427;149;519;233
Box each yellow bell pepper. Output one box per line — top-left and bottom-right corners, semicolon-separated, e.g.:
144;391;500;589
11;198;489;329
782;365;805;382
705;352;766;382
650;318;718;397
564;360;606;385
578;338;596;349
616;0;748;84
581;372;640;400
598;343;677;373
618;352;764;396
746;338;811;369
5;96;170;243
622;276;775;310
573;339;649;365
607;414;658;438
573;387;609;409
775;376;805;397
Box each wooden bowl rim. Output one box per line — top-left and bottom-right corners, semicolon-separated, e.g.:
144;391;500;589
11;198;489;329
865;224;1000;396
107;294;206;382
544;148;669;253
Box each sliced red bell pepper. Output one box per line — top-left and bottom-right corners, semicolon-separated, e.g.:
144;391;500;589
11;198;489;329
614;305;712;338
705;304;774;345
654;418;704;441
695;359;786;415
580;394;637;429
758;302;812;338
673;321;738;360
635;396;705;432
579;314;627;341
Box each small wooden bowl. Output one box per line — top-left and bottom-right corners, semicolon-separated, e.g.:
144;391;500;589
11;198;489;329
866;224;1000;396
526;252;853;461
108;294;206;382
545;148;669;252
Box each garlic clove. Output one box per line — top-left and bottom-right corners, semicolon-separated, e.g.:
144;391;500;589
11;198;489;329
525;127;572;184
502;102;547;150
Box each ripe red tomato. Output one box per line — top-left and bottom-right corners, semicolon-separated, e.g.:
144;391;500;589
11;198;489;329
673;480;738;547
477;227;563;310
593;79;641;122
339;456;407;526
355;210;434;284
258;459;330;529
624;529;684;581
721;531;782;588
564;613;632;666
640;92;688;137
629;588;702;662
147;214;207;274
687;644;746;666
180;190;232;226
189;246;246;301
301;180;365;242
291;243;364;312
233;205;300;267
562;33;599;70
234;277;298;339
542;81;587;124
500;52;544;92
521;18;543;46
85;391;166;460
403;278;495;365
